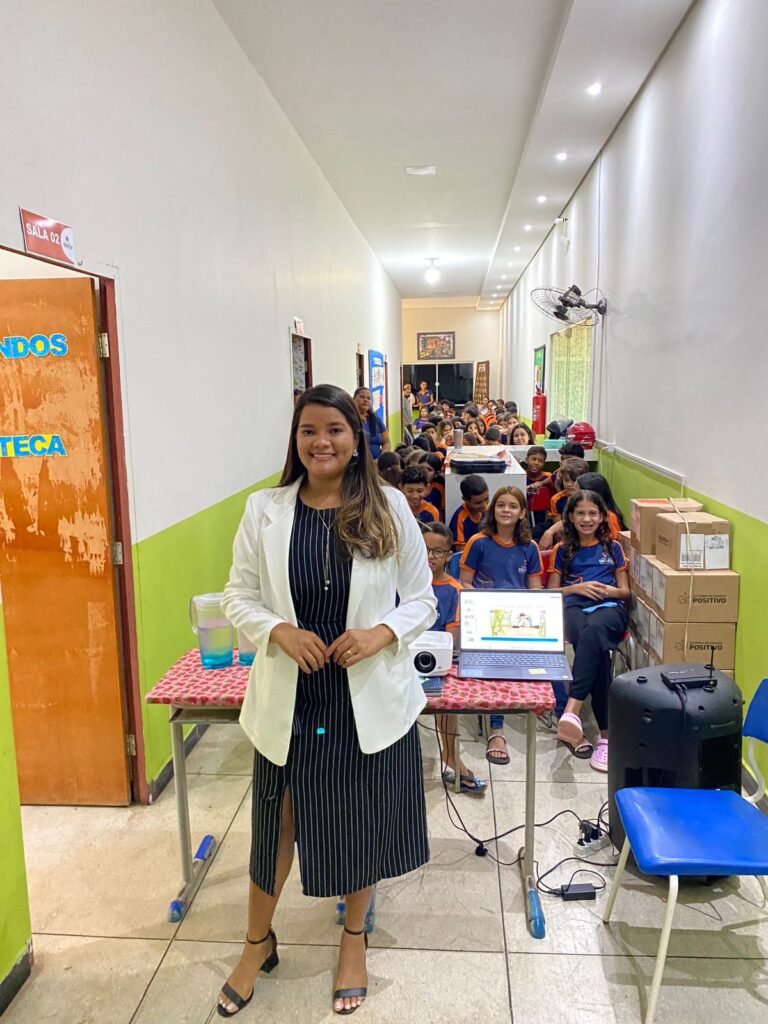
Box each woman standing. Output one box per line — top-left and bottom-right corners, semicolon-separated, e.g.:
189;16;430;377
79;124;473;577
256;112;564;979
353;386;390;460
219;384;436;1017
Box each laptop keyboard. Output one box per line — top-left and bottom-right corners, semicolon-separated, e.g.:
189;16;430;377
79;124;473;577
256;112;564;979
464;653;565;668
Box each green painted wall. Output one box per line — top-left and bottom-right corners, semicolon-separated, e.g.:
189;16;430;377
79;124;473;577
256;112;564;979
134;473;280;783
600;449;768;777
0;599;32;989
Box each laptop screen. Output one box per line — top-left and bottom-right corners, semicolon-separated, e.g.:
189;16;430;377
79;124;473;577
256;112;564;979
459;589;565;653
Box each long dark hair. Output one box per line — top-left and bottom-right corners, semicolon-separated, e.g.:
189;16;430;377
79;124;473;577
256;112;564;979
576;472;627;530
353;386;377;430
280;384;397;559
482;486;531;542
560;490;615;579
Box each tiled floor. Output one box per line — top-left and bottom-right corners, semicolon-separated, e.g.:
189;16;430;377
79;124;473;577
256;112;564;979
9;716;768;1024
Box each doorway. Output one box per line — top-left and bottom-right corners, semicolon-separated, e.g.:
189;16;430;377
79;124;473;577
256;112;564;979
291;333;313;395
0;249;138;805
402;361;474;406
355;351;364;389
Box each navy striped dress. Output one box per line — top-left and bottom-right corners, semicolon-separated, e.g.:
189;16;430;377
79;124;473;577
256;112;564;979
249;496;430;897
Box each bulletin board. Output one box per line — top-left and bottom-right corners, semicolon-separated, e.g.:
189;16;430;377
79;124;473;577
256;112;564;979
367;349;386;426
474;360;490;404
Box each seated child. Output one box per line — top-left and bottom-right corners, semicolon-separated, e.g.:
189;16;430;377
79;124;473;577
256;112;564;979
421;453;445;519
542;472;627;548
549;441;585;493
449;474;489;552
423;523;487;794
459;487;543;766
377;451;402;487
484;425;503;446
402;465;439;523
510;423;535;446
525;444;554;535
549;457;590;522
547;490;630;772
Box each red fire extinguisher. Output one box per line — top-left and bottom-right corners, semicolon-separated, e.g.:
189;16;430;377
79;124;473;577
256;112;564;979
532;387;547;436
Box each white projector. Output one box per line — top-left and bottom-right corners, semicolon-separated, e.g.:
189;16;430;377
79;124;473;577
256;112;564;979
409;631;454;677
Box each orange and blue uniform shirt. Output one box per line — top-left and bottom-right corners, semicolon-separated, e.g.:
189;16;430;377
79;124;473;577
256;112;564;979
549;489;570;519
551;539;626;608
412;499;439;524
460;533;542;590
429;576;462;632
425;480;445;519
449;502;484;552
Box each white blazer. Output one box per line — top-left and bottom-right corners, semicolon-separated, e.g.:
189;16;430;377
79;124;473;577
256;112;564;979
222;479;437;765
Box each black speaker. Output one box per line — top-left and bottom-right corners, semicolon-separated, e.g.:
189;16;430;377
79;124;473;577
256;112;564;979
608;665;743;851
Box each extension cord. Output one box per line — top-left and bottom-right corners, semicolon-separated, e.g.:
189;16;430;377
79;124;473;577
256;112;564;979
573;834;612;858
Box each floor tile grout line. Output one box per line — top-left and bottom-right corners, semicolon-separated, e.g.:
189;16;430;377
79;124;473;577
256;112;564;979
127;777;255;1023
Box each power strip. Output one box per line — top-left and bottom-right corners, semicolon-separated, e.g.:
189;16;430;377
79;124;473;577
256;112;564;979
574;834;612;858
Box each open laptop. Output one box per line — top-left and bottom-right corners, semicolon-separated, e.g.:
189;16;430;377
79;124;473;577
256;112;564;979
458;589;572;681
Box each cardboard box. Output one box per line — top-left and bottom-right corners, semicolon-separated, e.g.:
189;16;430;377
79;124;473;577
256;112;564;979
645;555;739;622
654;512;731;571
630;551;653;602
647;614;735;670
630;498;703;555
631;595;653;648
618;530;633;565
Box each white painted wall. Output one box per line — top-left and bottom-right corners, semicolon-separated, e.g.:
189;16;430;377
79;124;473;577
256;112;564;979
502;0;768;523
0;0;402;541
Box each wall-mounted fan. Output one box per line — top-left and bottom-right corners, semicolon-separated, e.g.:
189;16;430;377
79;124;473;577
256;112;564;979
531;285;607;327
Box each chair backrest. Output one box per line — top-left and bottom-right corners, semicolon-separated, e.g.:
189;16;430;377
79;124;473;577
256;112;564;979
744;677;768;744
448;551;461;580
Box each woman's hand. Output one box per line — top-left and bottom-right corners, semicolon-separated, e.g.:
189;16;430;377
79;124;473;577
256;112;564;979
327;625;396;668
269;623;327;673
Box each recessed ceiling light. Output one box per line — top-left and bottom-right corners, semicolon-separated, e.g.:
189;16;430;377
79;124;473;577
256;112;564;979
508;261;514;267
555;152;568;162
587;82;602;96
537;195;547;204
514;246;521;252
405;165;436;175
524;224;532;231
501;274;508;280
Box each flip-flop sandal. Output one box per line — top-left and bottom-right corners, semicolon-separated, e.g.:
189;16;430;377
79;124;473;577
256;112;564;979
458;769;488;794
568;738;594;760
485;733;510;765
590;738;609;772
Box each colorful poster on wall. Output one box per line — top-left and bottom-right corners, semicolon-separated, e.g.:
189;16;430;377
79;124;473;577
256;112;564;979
533;345;546;392
368;349;386;426
417;331;455;360
474;360;490;404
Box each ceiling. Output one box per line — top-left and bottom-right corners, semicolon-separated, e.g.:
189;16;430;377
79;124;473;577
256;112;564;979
212;0;694;304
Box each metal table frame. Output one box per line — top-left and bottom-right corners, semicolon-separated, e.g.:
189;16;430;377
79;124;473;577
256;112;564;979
163;698;546;936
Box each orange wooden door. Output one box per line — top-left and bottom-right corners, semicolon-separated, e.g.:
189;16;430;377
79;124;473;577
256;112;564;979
0;277;129;805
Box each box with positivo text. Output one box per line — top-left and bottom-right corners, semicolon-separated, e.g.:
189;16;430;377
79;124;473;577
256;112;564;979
654;512;731;571
630;498;703;555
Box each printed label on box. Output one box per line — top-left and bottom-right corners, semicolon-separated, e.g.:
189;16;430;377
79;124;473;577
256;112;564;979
678;533;706;570
653;566;666;610
704;534;730;570
651;616;664;659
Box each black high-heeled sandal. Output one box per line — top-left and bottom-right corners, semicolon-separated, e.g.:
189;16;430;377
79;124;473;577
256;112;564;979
333;925;368;1016
217;928;279;1018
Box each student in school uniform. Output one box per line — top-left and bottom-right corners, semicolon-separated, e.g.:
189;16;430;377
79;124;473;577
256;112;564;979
509;423;536;446
423;523;487;795
401;465;439;523
525;444;555;536
421;453;445;519
458;487;542;767
547;490;630;772
540;472;627;550
449;474;490;552
548;458;590;522
548;441;585;494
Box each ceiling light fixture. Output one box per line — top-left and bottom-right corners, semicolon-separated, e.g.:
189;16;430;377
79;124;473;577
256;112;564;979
405;165;436;175
524;224;532;231
587;82;602;96
514;246;521;252
537;195;547;204
501;274;508;280
424;257;440;284
555;151;568;162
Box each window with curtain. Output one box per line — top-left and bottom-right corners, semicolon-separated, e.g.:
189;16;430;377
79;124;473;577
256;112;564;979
548;323;592;423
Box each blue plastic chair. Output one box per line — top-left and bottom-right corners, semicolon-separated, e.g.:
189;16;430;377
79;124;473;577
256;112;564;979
603;676;768;1024
447;551;461;580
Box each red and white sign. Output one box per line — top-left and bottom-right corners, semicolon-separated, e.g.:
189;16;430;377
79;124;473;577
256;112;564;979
19;209;78;265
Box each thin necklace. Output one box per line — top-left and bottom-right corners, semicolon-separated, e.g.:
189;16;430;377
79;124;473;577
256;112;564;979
312;506;336;591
